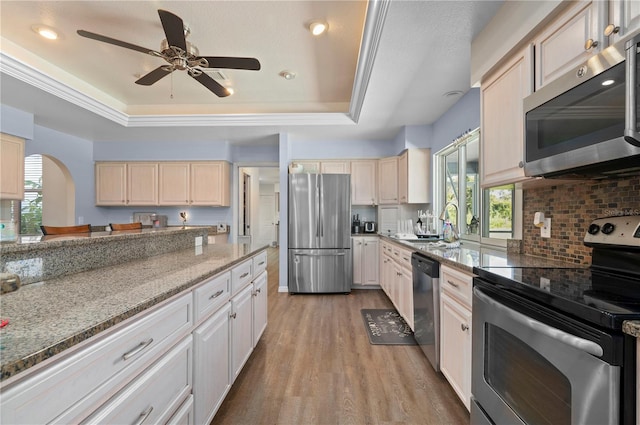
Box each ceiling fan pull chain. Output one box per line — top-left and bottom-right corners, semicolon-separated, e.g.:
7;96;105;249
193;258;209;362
170;71;174;99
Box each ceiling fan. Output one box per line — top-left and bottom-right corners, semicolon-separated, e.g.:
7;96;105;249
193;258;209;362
77;9;261;97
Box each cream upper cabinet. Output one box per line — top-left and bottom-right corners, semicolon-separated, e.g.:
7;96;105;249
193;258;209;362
190;162;230;206
127;163;158;206
481;44;534;188
378;156;399;204
95;162;127;206
350;160;377;206
398;148;431;204
0;133;25;200
535;1;603;90
159;162;190;206
320;160;350;174
604;0;640;44
291;161;320;174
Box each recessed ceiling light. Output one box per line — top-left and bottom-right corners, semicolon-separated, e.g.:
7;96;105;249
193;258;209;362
280;71;296;80
309;21;328;36
443;90;463;98
32;24;59;40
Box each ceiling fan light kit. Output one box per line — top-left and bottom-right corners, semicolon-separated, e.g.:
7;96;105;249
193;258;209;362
76;9;260;97
32;24;59;40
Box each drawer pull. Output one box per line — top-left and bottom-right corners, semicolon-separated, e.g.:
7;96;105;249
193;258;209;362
403;256;409;261
258;261;265;266
133;406;153;425
209;289;224;300
461;324;469;332
122;338;154;361
447;280;459;288
230;312;237;319
240;272;250;279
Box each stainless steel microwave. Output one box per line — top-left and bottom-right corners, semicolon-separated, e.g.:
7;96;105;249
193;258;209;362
523;30;640;179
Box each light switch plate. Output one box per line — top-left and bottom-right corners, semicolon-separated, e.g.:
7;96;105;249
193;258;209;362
541;218;551;238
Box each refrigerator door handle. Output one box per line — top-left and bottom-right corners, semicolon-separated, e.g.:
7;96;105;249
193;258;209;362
319;175;324;237
294;252;347;257
315;176;321;238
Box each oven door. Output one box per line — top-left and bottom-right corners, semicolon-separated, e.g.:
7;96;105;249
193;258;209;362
471;284;620;425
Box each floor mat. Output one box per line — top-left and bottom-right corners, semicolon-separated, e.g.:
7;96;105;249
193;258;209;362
361;309;417;345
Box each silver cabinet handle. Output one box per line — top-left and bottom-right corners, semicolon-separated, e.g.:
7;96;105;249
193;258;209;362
474;288;604;357
240;272;249;279
258;261;265;266
256;288;261;293
209;289;224;300
122;338;154;360
584;38;599;50
461;324;469;331
403;256;409;261
230;312;237;319
604;23;620;36
132;406;153;425
447;280;459;288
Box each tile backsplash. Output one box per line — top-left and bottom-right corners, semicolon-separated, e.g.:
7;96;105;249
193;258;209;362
523;176;640;264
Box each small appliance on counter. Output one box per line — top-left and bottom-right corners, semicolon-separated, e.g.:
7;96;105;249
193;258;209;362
352;214;362;234
363;221;376;233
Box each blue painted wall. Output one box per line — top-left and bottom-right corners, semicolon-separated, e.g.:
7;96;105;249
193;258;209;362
431;88;480;153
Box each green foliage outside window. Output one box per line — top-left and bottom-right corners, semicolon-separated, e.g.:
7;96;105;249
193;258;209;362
21;177;43;235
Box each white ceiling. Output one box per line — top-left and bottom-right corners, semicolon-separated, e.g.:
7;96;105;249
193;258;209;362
0;0;503;146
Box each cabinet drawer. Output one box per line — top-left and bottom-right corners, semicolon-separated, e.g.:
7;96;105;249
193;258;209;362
231;259;253;295
1;293;192;425
391;245;412;269
253;251;267;277
441;265;473;309
193;272;230;323
83;336;192;425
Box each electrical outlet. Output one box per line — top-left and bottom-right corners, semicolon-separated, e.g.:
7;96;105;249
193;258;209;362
195;236;203;247
541;218;551;238
540;277;551;291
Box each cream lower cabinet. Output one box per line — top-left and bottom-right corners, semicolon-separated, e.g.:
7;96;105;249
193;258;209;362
480;44;533;188
0;133;25;200
193;304;231;425
230;284;254;383
353;237;379;287
379;241;414;330
252;271;268;347
439;264;473;411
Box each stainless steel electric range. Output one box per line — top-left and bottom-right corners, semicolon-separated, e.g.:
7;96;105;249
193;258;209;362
471;215;640;425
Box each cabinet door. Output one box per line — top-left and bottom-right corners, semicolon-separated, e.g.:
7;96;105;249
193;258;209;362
230;285;253;382
481;44;533;188
95;162;127;206
399;149;431;204
535;1;601;90
362;238;379;286
0;133;25;200
292;161;320;173
127;163;158;206
350;160;377;205
320;161;350;174
159;162;190;205
400;265;413;330
190;162;230;206
352;237;364;285
193;304;230;425
378;156;398;204
398;151;408;204
440;292;472;411
607;0;640;44
252;271;268;347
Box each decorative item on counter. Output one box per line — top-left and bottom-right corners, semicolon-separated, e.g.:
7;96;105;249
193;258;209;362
0;273;20;294
179;211;187;228
0;318;8;328
442;221;456;243
468;216;479;234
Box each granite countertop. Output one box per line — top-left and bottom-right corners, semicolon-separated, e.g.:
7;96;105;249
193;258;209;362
0;242;268;382
622;321;640;338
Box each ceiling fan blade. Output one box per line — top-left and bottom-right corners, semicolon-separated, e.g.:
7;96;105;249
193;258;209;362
135;67;173;86
158;9;187;51
191;72;230;97
199;56;261;71
77;30;156;55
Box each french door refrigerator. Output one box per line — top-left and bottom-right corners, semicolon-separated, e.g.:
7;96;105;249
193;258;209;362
288;174;352;293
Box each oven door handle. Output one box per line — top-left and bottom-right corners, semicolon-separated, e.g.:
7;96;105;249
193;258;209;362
474;288;604;357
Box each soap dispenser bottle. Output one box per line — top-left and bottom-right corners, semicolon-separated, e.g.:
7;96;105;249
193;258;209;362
442;220;454;243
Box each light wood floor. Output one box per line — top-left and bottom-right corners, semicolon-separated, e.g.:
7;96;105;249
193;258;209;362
212;247;469;424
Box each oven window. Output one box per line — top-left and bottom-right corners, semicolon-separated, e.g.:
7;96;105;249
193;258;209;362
485;324;571;424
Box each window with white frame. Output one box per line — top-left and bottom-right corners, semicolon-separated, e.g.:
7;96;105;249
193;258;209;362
435;129;517;246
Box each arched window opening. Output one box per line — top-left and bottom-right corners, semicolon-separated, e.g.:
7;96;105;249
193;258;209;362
21;154;43;234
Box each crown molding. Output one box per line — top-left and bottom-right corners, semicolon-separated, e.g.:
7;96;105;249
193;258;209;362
127;113;355;127
349;0;391;123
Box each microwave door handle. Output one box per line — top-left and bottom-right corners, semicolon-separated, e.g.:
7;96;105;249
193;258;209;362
474;288;604;357
625;40;640;146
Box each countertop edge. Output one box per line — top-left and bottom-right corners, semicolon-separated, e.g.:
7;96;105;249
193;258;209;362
0;243;268;383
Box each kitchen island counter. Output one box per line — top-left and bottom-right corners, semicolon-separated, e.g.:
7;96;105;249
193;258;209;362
0;242;267;382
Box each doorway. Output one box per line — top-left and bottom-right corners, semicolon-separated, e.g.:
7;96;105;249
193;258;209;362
237;166;279;246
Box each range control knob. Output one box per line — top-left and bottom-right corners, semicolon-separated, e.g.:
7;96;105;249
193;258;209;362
587;223;601;235
601;222;615;235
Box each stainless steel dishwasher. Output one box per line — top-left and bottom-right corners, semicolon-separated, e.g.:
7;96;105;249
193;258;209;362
412;252;440;372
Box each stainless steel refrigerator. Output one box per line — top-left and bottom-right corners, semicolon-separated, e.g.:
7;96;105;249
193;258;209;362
288;174;352;293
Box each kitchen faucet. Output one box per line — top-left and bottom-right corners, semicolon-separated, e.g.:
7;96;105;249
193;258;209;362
439;201;459;241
